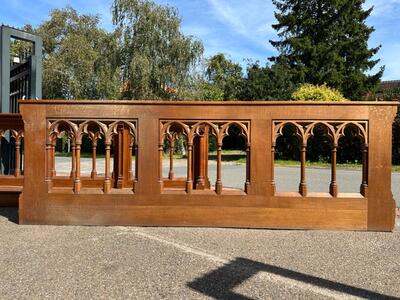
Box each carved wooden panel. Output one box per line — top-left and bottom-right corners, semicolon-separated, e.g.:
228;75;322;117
272;120;368;197
160;120;250;194
12;101;398;231
46;119;137;194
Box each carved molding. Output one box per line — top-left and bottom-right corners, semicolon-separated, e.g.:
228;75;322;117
160;120;250;145
273;120;368;146
48;119;137;145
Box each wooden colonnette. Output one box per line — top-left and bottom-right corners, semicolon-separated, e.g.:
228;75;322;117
0;113;24;207
0;100;398;231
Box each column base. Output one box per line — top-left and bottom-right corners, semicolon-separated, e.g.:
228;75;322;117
186;180;193;194
195;176;206;190
299;183;307;197
216;181;223;195
74;180;82;194
360;184;368;197
103;181;112;194
330;183;338;197
245;182;251;194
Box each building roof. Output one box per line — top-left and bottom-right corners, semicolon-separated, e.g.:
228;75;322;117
380;80;400;91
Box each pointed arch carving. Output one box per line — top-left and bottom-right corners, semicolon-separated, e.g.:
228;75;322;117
160;121;190;144
272;120;369;197
160;120;251;194
46;119;137;194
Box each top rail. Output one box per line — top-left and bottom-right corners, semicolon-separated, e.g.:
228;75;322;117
18;99;400;106
0;114;23;129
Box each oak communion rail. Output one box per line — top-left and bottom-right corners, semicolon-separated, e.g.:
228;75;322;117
0;113;24;206
0;100;397;231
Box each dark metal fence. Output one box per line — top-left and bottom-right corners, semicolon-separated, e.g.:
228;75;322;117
9;58;31;113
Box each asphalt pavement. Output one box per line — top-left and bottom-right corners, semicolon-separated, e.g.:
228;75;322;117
0;207;399;299
0;159;399;299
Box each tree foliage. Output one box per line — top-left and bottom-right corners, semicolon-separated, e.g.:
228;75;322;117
270;0;383;100
112;0;203;100
240;61;296;100
16;0;385;103
194;53;244;101
204;53;243;100
292;84;349;101
192;54;296;101
35;7;120;100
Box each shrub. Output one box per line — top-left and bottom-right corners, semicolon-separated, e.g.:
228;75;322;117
291;84;349;101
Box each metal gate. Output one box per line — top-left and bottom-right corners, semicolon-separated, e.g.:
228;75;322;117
10;57;32;113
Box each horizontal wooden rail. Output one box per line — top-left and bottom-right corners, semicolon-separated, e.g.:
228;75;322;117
6;100;398;230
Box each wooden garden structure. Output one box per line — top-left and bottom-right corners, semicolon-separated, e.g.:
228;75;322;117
0;100;398;231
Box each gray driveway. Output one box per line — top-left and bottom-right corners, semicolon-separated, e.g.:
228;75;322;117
0;159;398;299
0;208;399;299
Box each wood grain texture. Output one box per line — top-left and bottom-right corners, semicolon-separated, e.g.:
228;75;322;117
4;100;396;231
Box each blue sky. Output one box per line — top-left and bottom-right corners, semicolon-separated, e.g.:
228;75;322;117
1;0;400;80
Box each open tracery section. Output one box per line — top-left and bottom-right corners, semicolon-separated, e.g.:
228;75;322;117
160;120;250;195
46;119;137;194
272;120;368;197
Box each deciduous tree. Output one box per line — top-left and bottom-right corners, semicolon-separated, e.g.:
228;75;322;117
112;0;203;100
35;7;120;100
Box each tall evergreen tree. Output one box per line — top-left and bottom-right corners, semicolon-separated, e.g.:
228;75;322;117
269;0;383;100
240;61;296;100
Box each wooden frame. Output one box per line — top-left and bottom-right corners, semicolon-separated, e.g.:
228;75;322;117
1;100;397;231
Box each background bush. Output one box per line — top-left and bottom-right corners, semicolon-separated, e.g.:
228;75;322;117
292;84;349;102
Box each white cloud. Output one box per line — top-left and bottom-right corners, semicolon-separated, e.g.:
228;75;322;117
182;24;212;38
207;0;247;35
206;0;277;51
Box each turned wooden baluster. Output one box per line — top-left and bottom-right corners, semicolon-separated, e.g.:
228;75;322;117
361;143;368;196
70;139;76;179
245;143;250;193
50;140;56;177
115;125;124;189
168;134;175;180
194;126;209;190
186;142;193;193
215;142;223;195
330;142;338;197
299;143;307;196
128;136;134;181
133;144;138;193
91;137;98;179
158;141;164;191
103;141;112;193
74;141;82;193
271;142;276;194
13;131;23;177
46;141;53;186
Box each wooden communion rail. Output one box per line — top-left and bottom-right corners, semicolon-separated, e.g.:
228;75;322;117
0;100;398;231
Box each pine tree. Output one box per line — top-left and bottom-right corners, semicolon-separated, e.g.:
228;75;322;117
269;0;383;100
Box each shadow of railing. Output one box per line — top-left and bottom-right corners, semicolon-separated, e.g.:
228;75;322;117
187;257;398;300
0;207;18;224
